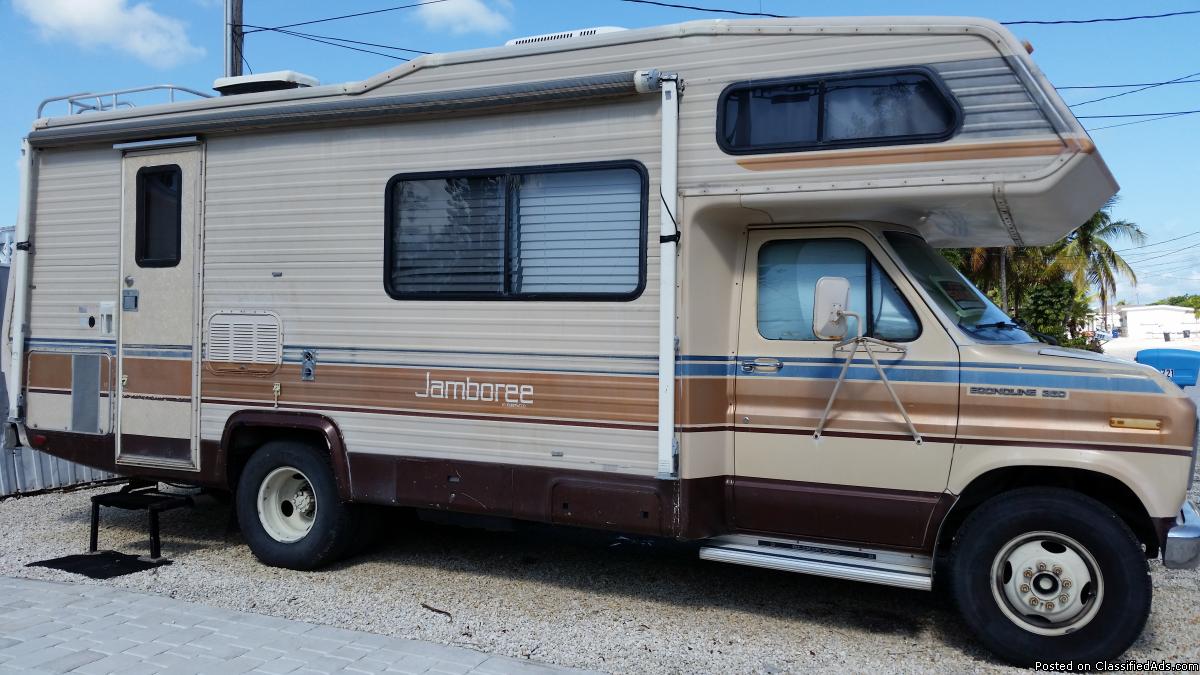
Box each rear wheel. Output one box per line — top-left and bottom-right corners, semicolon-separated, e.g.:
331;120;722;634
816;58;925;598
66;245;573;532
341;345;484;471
949;488;1151;666
236;441;358;570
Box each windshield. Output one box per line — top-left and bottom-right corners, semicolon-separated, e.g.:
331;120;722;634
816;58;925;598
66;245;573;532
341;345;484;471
884;232;1035;345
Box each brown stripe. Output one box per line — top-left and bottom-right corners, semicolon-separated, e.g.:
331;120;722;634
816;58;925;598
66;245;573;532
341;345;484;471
203;363;656;425
120;433;192;464
122;394;191;403
736;138;1067;172
123;357;191;398
26;353;72;390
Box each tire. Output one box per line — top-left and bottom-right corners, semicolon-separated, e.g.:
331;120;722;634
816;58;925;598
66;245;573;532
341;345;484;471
949;487;1151;667
235;441;359;570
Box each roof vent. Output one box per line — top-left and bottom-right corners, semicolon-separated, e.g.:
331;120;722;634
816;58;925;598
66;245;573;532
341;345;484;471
505;26;626;47
212;70;319;96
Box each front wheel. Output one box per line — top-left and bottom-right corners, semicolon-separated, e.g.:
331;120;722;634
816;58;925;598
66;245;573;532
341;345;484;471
949;488;1151;666
236;441;359;570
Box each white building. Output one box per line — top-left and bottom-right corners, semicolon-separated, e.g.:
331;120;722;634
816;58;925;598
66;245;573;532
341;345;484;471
1118;304;1200;338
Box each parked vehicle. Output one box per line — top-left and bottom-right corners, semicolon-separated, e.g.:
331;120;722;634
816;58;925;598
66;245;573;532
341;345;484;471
5;16;1197;666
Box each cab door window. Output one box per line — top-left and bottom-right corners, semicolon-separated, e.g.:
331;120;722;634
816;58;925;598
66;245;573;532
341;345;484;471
757;238;920;341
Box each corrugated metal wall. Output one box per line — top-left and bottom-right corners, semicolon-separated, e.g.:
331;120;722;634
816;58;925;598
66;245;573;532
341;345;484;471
0;261;113;497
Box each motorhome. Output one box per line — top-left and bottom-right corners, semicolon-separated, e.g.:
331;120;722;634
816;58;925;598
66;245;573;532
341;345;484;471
5;16;1198;666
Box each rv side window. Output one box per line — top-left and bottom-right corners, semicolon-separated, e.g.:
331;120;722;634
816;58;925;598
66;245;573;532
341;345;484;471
757;238;920;341
385;163;647;300
718;69;959;154
135;165;183;268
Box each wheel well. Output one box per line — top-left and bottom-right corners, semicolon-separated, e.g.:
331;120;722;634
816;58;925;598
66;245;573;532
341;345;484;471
225;425;331;492
936;467;1160;560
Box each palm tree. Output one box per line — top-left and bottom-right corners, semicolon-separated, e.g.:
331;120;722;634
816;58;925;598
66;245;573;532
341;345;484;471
1053;198;1146;329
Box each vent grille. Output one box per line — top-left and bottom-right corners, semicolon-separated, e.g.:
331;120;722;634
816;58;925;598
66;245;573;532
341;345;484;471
207;312;282;373
505;26;625;47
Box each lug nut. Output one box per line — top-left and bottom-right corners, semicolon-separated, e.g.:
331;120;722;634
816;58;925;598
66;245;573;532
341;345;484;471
1037;562;1048;571
1023;568;1034;578
1059;594;1069;604
1052;565;1063;576
1044;601;1055;610
1062;579;1072;589
1029;597;1040;606
1019;583;1031;593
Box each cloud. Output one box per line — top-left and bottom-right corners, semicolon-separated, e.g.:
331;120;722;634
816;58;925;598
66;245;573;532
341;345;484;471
14;0;205;69
415;0;512;35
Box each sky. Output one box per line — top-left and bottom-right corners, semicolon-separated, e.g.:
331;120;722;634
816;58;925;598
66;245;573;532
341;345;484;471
1;0;1197;305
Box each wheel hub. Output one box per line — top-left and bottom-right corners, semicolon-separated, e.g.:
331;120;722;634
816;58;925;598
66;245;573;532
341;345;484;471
991;532;1103;636
257;466;318;544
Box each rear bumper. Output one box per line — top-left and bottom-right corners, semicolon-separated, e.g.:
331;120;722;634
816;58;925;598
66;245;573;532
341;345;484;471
1164;500;1200;569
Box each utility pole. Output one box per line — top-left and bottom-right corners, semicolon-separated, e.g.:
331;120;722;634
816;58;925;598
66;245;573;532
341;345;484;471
224;0;244;78
999;247;1009;313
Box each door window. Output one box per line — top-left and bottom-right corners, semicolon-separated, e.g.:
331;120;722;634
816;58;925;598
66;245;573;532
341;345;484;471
135;165;182;268
757;238;920;341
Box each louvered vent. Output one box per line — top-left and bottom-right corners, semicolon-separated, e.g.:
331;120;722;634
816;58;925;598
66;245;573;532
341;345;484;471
207;312;282;374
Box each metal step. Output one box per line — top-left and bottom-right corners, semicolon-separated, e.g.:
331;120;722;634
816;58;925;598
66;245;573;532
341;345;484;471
699;534;933;591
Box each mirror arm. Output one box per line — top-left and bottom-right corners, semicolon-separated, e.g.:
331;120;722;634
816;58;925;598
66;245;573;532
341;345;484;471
814;311;923;446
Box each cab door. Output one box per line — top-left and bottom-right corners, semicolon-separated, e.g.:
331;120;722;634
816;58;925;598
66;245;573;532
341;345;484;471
732;227;958;550
115;145;202;470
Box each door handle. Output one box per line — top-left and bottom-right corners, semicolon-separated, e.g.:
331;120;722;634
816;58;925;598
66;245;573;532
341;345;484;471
741;358;783;373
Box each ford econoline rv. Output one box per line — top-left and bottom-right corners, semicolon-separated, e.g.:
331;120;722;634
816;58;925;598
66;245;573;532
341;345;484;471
6;17;1198;666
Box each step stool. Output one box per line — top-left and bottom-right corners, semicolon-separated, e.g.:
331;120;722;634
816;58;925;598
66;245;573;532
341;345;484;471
89;483;194;561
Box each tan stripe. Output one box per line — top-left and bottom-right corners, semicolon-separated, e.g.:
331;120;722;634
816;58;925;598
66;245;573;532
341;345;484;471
679;377;732;426
736;138;1068;172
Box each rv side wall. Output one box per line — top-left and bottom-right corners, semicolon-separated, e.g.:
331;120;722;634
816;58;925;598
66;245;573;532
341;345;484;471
198;98;663;487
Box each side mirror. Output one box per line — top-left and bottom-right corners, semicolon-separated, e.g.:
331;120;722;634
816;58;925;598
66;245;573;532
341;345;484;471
813;276;851;340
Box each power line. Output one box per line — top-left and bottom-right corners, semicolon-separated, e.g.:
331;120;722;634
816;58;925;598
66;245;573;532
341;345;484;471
618;0;785;17
1001;9;1200;25
1115;231;1200;252
261;27;410;60
1058;78;1200;90
1069;69;1200;107
1122;242;1200;264
615;1;1200;26
241;23;430;55
1076;109;1200;119
242;0;448;34
1086;111;1197;132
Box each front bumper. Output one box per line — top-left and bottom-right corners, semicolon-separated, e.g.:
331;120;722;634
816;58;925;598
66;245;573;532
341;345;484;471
1164;500;1200;569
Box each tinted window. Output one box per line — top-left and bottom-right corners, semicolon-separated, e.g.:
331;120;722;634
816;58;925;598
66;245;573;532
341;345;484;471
389;176;506;295
386;164;646;300
135;165;182;268
757;238;919;341
719;69;958;154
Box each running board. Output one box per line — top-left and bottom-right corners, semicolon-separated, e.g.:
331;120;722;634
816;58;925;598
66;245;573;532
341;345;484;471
699;534;933;591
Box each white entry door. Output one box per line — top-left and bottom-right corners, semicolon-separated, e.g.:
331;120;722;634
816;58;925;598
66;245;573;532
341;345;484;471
116;145;202;469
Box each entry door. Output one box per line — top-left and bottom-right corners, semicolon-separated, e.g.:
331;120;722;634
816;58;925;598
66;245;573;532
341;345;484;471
116;146;202;469
731;227;959;550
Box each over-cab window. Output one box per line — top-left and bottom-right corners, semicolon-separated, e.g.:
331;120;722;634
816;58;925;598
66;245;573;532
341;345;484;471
758;239;920;341
135;165;182;268
385;163;647;300
718;69;960;154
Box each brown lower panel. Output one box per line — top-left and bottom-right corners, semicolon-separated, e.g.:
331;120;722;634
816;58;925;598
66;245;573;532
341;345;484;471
120;434;192;463
347;453;679;538
731;476;945;550
29;430;951;551
31;430;225;487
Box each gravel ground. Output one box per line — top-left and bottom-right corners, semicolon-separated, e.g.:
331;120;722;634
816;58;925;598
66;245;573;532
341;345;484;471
0;468;1197;675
